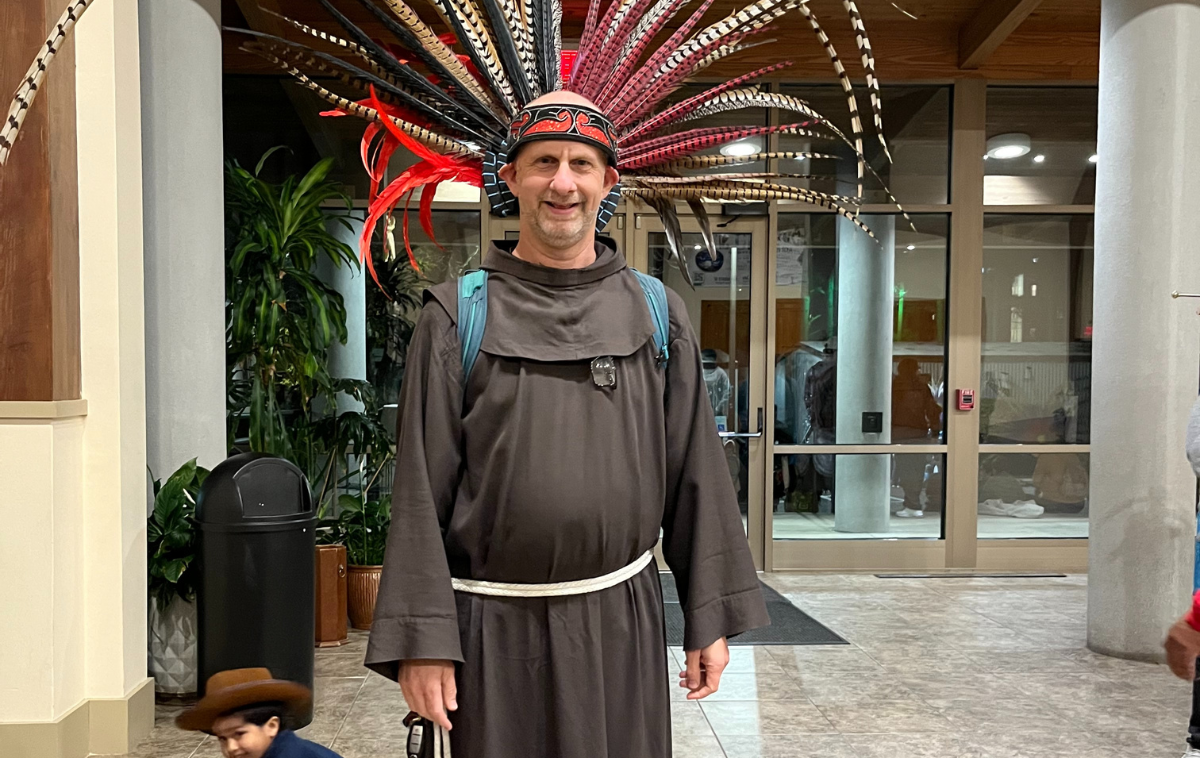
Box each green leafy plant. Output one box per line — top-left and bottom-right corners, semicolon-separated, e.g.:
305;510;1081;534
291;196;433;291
147;459;210;613
321;493;391;566
225;147;358;461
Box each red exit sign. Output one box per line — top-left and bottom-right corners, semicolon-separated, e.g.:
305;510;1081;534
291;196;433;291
560;51;579;82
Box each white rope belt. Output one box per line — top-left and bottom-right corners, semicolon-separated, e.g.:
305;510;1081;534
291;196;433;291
422;551;656;754
450;550;655;598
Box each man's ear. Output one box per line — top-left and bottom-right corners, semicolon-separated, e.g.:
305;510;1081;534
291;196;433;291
498;162;516;189
604;165;620;192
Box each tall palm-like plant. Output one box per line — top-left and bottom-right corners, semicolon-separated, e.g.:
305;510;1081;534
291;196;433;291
225;147;358;462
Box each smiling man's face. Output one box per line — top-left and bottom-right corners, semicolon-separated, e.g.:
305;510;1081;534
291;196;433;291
499;139;619;252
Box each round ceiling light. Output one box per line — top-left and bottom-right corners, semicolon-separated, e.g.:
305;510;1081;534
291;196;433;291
986;133;1031;160
720;140;761;157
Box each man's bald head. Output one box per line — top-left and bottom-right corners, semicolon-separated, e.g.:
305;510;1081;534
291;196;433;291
524;90;604;111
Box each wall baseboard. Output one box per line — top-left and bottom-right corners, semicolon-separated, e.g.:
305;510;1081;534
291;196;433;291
0;678;155;758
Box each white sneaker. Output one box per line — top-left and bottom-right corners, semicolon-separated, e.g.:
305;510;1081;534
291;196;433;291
978;499;1009;517
1010;500;1045;519
1180;748;1200;758
894;508;924;518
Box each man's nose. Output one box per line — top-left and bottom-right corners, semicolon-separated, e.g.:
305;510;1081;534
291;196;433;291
548;163;577;195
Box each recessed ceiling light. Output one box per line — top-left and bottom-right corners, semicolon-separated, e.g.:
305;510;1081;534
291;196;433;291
1089;154;1099;163
906;245;915;251
1033;154;1045;163
986;133;1031;160
693;244;702;250
720;140;761;157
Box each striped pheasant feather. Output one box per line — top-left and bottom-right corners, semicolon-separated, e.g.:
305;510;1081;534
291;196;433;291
627;185;873;236
253;51;480;158
841;0;890;162
655;151;839;171
1;0;95;166
629;172;837;184
606;0;717;113
375;0;507;118
430;0;520;115
795;1;865;205
620;124;819;170
596;0;690;104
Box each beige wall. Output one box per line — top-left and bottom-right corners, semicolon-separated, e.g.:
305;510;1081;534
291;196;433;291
0;1;152;755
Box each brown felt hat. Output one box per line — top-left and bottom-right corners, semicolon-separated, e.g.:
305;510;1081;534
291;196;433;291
176;668;311;733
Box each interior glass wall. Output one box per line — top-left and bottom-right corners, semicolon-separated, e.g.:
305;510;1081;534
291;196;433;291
984;87;1098;206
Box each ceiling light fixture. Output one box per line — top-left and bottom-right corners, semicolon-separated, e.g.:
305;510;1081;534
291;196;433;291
1089;154;1099;163
720;140;761;157
1033;154;1045;164
986;133;1032;160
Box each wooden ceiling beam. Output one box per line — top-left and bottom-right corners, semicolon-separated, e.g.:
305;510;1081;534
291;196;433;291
958;0;1044;70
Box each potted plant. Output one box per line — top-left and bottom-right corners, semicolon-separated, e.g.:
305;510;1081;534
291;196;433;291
323;490;391;630
147;458;209;697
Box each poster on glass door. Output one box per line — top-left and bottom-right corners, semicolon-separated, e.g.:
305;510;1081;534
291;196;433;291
688;244;751;288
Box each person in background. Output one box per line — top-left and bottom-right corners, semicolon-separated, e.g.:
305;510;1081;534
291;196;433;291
176;668;341;758
1165;394;1200;680
891;358;942;518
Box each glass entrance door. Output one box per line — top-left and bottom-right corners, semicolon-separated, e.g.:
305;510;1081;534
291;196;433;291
631;215;769;569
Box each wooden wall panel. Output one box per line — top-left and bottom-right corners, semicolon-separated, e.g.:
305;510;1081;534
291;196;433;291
0;0;80;401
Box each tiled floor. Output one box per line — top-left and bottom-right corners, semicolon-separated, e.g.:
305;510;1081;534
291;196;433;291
104;573;1193;758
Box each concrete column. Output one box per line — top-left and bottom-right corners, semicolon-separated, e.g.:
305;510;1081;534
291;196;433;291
139;0;226;481
1088;0;1200;662
319;213;367;414
834;216;895;533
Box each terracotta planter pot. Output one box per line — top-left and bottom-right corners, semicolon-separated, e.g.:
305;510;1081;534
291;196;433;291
347;565;383;630
315;545;349;647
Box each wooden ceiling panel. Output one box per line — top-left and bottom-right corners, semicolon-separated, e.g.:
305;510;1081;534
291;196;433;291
222;0;1099;82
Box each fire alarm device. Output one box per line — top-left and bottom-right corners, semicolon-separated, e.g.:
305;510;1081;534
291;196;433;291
956;389;975;412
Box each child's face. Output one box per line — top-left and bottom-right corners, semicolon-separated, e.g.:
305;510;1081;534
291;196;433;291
211;714;280;758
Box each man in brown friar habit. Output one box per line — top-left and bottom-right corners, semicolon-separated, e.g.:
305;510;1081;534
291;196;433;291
366;89;770;757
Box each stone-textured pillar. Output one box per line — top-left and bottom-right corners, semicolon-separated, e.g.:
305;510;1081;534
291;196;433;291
834;216;895;533
139;0;226;480
319;213;367;414
1088;0;1200;662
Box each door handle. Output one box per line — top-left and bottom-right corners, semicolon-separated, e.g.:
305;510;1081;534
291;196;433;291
719;407;763;443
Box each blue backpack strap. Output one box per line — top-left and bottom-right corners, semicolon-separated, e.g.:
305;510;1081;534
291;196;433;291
457;270;489;389
631;270;669;366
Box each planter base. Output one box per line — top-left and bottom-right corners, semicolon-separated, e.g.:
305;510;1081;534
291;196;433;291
347;565;383;630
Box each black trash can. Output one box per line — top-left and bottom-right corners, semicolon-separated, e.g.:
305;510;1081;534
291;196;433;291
196;453;316;727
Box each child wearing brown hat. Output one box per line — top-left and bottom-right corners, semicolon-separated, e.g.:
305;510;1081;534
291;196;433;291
177;668;343;758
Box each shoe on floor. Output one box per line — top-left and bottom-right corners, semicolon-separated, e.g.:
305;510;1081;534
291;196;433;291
977;499;1010;517
1010;500;1045;518
894;508;924;518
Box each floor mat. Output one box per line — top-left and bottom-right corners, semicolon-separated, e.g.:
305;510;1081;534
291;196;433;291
659;572;847;646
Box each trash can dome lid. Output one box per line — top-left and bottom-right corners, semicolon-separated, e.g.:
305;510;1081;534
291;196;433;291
196;453;313;524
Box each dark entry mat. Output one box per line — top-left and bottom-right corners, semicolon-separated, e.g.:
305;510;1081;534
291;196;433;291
659;573;847;647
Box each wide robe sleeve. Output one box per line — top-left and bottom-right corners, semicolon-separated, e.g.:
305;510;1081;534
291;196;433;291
659;290;770;652
365;297;465;680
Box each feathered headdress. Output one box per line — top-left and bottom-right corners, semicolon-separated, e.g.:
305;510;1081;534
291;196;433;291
3;0;905;286
227;0;908;284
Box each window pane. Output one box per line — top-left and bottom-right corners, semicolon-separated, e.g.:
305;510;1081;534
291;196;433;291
775;214;947;446
985;87;1098;206
772;454;944;539
778;85;950;205
368;209;481;405
981;215;1092;444
978;453;1089;539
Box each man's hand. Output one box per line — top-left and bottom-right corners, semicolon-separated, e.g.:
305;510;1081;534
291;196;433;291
679;637;729;700
399;659;458;730
1165;617;1200;680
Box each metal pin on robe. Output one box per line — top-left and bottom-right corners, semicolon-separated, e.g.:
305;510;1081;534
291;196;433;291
591;356;617;388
